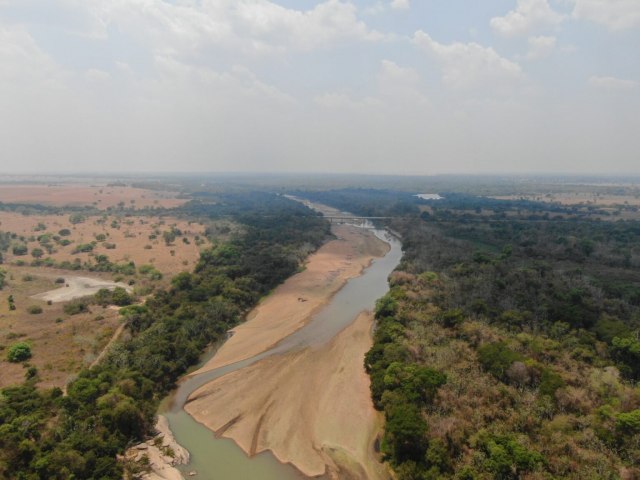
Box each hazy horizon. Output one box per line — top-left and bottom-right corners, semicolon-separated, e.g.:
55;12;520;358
1;0;639;174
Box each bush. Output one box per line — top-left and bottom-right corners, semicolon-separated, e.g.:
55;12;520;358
477;342;524;381
72;243;94;254
538;368;565;399
69;214;85;225
616;410;640;436
12;244;28;256
7;342;32;362
27;305;43;315
479;433;544;479
64;301;89;315
58;229;71;236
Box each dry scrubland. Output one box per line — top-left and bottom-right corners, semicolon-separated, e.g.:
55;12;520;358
0;267;122;387
0;184;186;210
0;186;234;390
0;212;209;276
0;210;215;388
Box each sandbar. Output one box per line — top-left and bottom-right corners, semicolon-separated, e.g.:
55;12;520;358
185;311;389;480
193;224;388;374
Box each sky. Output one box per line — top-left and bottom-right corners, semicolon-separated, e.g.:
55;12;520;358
0;0;639;175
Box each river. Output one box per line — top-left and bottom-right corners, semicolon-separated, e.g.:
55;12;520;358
162;223;403;479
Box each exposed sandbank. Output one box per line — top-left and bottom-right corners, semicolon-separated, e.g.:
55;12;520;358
193;224;389;374
185;311;389;480
126;416;190;480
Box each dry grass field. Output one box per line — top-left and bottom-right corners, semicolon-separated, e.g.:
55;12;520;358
0;267;122;388
0;184;187;210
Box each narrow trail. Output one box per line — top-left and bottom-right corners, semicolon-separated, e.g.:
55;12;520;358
90;318;126;369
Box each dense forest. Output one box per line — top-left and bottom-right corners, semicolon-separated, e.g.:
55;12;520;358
305;188;640;479
0;193;329;479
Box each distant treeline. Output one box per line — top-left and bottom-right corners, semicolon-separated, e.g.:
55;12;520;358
0;193;329;479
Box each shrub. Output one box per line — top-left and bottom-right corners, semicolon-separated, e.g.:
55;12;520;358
7;342;32;362
64;301;89;315
440;308;465;328
72;243;94;254
478;433;544;479
616;410;640;436
477;342;524;381
538;368;566;399
69;214;86;225
27;305;43;315
58;229;71;236
12;244;28;256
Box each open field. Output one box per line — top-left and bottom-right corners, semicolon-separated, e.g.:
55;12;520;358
0;267;122;388
0;184;188;210
0;212;214;279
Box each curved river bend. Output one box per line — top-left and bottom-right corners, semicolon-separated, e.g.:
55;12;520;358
163;226;403;479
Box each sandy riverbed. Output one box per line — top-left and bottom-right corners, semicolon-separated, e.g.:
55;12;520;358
193;224;389;374
185;311;388;479
184;223;391;479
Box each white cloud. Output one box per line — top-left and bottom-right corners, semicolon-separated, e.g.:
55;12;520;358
390;0;410;10
491;0;564;37
233;0;384;51
69;0;384;58
414;31;523;90
573;0;640;30
526;35;556;60
588;75;638;90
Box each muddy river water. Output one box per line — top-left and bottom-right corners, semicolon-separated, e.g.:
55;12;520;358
162;225;403;479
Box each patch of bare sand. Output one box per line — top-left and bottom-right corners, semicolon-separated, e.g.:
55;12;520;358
193;225;388;374
126;416;189;480
185;311;389;480
32;276;132;303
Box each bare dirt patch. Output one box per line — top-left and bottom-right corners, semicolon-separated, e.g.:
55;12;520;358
32;276;131;303
0;184;187;210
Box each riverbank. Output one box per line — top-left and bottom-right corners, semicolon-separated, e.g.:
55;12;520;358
185;310;389;479
193;224;389;374
126;416;190;480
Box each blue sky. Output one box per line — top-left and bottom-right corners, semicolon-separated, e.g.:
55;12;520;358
0;0;638;174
